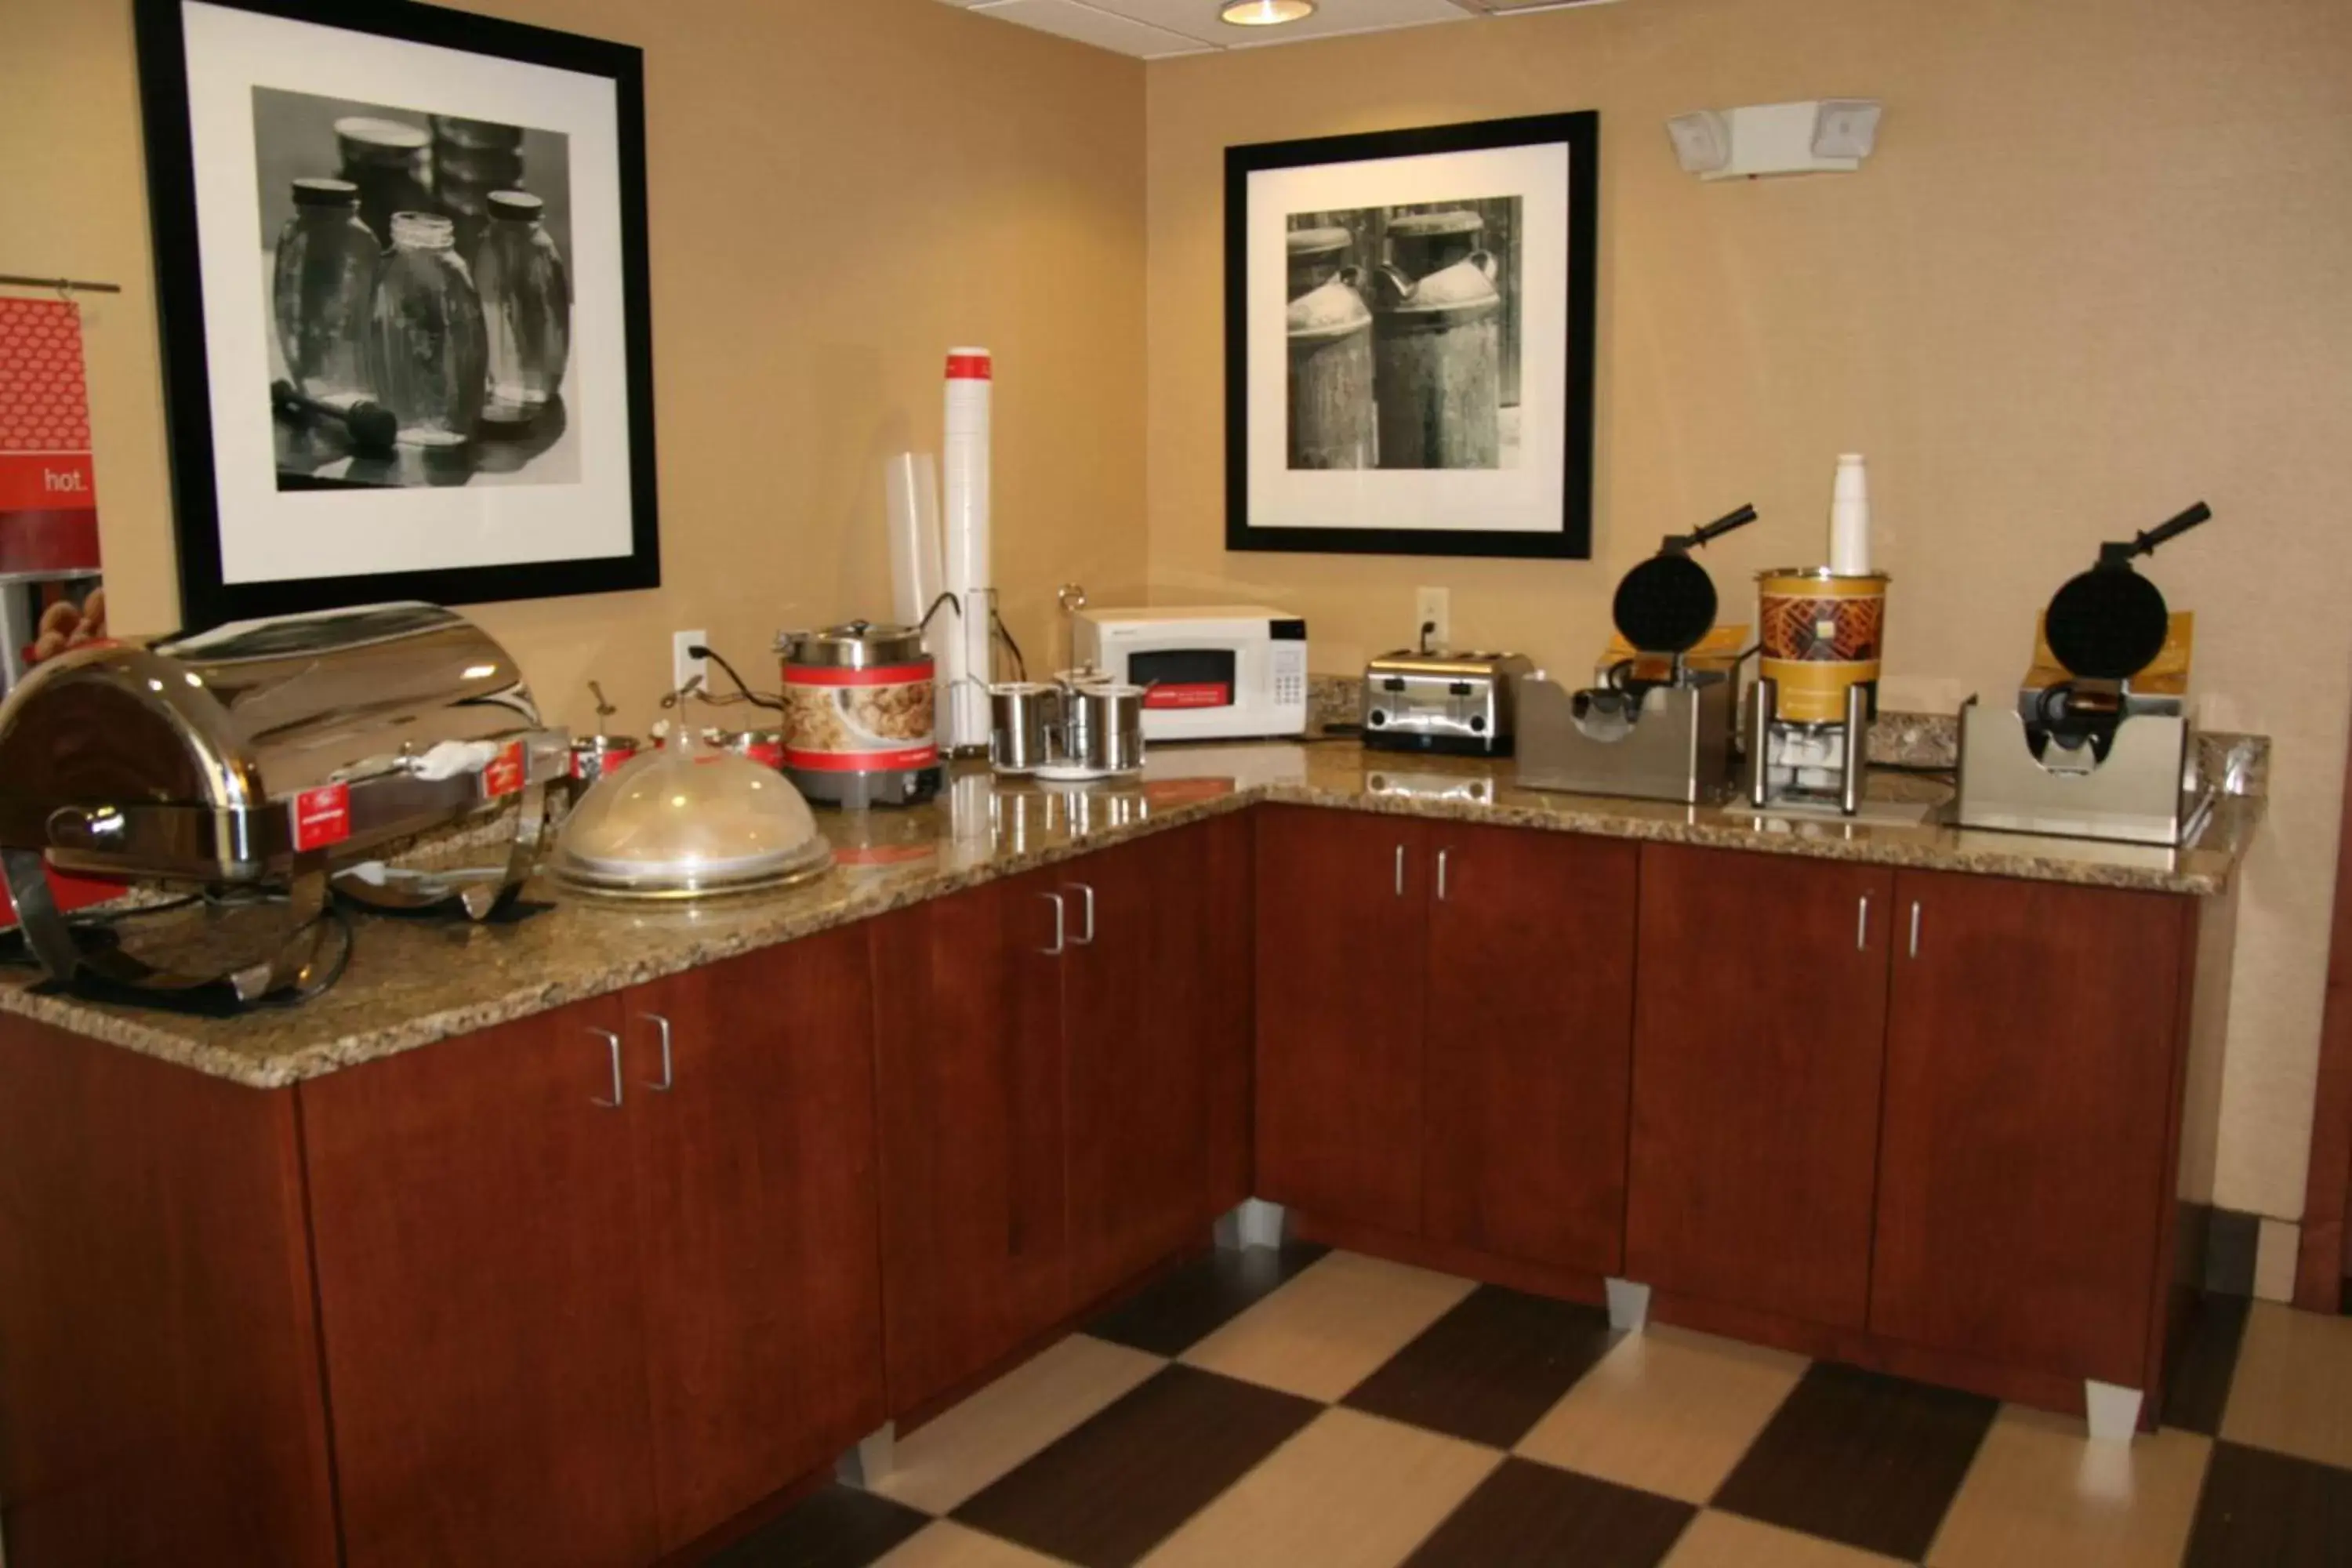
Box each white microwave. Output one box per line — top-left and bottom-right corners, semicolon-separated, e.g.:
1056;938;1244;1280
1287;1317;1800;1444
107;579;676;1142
1072;606;1308;741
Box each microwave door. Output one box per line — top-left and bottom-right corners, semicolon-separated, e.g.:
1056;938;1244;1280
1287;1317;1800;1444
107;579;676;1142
1127;648;1240;714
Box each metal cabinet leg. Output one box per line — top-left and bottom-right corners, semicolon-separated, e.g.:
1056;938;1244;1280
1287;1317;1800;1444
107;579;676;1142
836;1422;896;1488
1214;1198;1292;1252
2085;1381;2143;1443
1606;1278;1652;1333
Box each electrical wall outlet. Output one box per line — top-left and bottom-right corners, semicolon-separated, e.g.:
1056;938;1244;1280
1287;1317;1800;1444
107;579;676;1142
673;629;709;698
1414;587;1451;653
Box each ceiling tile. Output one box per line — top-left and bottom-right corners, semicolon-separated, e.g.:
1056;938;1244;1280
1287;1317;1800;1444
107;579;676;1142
968;0;1213;57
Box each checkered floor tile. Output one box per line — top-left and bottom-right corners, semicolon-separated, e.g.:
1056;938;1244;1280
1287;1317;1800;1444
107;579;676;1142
703;1248;2352;1566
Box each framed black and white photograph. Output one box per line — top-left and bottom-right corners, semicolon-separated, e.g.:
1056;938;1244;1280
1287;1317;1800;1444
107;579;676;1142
1225;112;1598;560
132;0;659;626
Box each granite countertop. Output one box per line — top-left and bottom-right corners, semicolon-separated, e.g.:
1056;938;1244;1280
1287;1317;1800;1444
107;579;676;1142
0;739;2259;1089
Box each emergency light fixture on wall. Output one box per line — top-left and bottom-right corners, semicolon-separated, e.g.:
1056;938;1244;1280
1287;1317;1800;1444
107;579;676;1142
1666;100;1882;180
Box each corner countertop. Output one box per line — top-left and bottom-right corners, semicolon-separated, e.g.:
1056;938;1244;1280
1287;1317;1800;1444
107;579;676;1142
0;739;2258;1089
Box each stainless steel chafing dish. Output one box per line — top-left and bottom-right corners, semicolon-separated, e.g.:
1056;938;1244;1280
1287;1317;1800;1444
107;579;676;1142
0;602;566;1000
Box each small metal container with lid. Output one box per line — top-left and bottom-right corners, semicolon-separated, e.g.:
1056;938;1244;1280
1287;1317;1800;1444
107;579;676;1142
777;619;942;808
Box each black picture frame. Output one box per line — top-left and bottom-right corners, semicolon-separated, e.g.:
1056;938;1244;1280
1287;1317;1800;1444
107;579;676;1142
132;0;660;629
1225;111;1599;561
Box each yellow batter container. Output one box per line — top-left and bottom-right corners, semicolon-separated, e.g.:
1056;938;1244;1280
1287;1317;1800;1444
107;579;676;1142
1757;570;1889;724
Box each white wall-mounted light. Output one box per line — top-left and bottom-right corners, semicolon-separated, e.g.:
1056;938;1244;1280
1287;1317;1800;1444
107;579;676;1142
1665;99;1884;180
1221;0;1317;25
1665;111;1730;175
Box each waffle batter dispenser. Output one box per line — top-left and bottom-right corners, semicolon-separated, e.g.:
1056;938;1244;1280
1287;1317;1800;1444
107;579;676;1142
1744;568;1891;815
1956;502;2216;845
1517;503;1759;804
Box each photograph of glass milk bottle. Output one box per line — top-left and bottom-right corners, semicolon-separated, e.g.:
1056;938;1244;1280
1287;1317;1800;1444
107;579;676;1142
253;85;577;490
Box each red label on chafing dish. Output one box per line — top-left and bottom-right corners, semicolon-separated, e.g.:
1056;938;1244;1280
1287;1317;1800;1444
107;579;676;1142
483;741;527;799
292;784;351;852
1144;682;1232;710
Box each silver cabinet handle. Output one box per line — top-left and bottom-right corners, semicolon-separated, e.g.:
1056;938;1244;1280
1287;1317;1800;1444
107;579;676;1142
1857;893;1870;951
638;1012;673;1092
1040;891;1066;956
1067;882;1097;946
589;1029;623;1109
1437;848;1450;902
1908;900;1922;958
1395;844;1406;898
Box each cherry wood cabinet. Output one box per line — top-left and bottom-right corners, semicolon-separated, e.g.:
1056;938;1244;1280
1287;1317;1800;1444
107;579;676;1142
1625;844;1895;1330
302;996;662;1568
1422;823;1639;1274
1196;813;1259;1220
0;1015;337;1568
628;928;886;1552
1254;806;1432;1234
1064;823;1247;1305
871;866;1070;1416
1870;870;2194;1388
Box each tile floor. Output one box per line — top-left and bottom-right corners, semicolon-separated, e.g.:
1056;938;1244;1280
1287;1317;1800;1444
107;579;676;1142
705;1247;2352;1567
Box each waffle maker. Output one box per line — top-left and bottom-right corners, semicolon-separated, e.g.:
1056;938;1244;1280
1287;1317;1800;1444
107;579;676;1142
1957;501;2216;844
1517;504;1759;804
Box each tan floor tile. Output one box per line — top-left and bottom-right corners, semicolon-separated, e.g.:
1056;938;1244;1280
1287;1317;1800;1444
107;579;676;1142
1926;1405;2211;1567
872;1334;1166;1515
1665;1509;1908;1566
1139;1406;1501;1568
1178;1250;1474;1401
877;1519;1074;1566
2222;1299;2352;1468
1514;1324;1807;1504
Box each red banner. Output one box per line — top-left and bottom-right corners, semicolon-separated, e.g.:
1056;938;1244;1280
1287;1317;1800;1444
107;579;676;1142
0;299;101;567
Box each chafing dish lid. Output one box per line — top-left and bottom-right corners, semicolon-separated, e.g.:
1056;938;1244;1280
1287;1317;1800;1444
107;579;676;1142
0;603;539;815
547;729;832;899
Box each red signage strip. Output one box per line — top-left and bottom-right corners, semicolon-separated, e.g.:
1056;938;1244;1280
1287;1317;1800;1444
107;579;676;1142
481;742;527;800
291;784;353;852
783;662;935;688
784;745;939;773
946;354;993;381
1143;682;1233;711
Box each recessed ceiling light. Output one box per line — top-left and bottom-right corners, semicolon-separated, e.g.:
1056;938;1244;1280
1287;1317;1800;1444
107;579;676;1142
1221;0;1317;26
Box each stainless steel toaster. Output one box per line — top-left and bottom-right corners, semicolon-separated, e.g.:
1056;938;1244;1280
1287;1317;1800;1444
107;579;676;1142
0;602;566;1000
1361;650;1535;757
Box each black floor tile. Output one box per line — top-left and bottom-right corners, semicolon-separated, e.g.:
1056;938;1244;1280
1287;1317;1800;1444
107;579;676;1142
1403;1456;1696;1568
2163;1291;2251;1435
2205;1208;2262;1298
699;1483;929;1568
1710;1360;1996;1562
1085;1241;1329;1358
1342;1283;1619;1449
951;1363;1322;1568
2184;1440;2352;1566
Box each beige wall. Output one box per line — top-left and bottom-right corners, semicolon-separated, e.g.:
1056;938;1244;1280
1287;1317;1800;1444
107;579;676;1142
1147;0;2352;1218
0;0;1146;724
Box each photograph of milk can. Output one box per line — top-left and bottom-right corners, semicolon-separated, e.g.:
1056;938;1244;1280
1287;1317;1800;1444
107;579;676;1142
1225;112;1598;561
1284;199;1523;472
256;87;579;490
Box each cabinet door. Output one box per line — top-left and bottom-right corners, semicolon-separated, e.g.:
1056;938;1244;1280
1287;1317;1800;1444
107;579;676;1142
1871;871;2190;1387
1626;844;1893;1330
1255;806;1429;1235
302;997;660;1568
1064;825;1219;1307
1196;812;1258;1220
872;869;1069;1415
630;927;887;1552
1423;825;1638;1274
